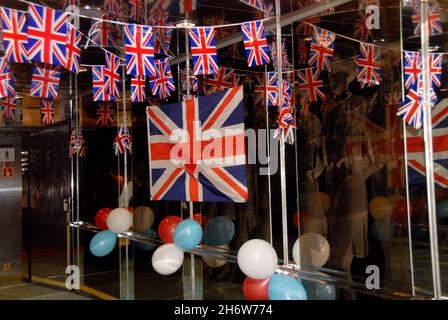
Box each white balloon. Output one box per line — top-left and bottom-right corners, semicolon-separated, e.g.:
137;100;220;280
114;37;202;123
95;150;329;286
237;239;277;279
202;244;229;268
152;243;184;275
106;208;133;234
293;233;330;268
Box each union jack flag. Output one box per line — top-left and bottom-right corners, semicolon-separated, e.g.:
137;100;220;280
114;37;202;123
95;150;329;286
104;0;119;13
129;0;145;23
27;3;68;67
41;99;55;125
150;58;176;99
278;79;292;108
273;106;296;144
124;24;155;77
266;72;278;107
147;3;173;56
146;86;248;202
0;57;14;99
397;83;437;129
180;67;199;95
30;63;61;100
69;129;86;157
407;98;448;188
296;16;321;36
104;52;121;99
204;67;239;95
309;26;335;72
298;38;309;65
354;10;373;42
297;67;325;104
92;66;115;102
241;20;270;67
60;0;80;9
180;0;197;14
204;14;233;40
354;42;381;86
1;96;16;120
89;14;120;47
65;26;81;73
239;0;265;11
253;73;266;106
131;76;146;103
403;51;421;89
114;125;132;155
270;40;291;71
189;27;219;75
96;102;116;125
429;53;443;88
0;7;28;63
412;3;443;36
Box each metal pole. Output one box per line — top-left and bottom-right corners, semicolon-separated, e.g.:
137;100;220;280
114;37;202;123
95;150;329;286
264;68;273;245
399;0;415;297
185;22;196;300
275;0;289;264
420;0;441;300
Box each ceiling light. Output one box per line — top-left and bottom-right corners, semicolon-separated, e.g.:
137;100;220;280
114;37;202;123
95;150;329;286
175;20;196;28
84;5;91;10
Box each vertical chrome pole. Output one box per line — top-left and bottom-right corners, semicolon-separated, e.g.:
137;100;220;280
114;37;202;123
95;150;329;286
275;0;289;264
399;0;415;296
420;0;441;300
264;68;273;245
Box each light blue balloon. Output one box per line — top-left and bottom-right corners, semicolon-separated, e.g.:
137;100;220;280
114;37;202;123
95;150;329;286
203;216;235;246
302;280;336;300
173;219;203;251
90;230;117;257
136;228;157;251
437;200;448;218
268;274;308;300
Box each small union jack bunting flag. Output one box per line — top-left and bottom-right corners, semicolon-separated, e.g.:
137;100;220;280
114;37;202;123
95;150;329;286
0;57;14;99
412;3;443;36
273;106;296;145
147;2;173;56
297;67;325;104
241;20;270;67
403;51;421;90
65;26;81;74
41;99;55;125
354;10;373;42
129;0;145;23
96;102;116;126
89;14;120;47
69;128;86;157
1;96;16;120
30;63;61;100
180;67;199;95
239;0;265;11
296;16;321;36
354;42;381;86
204;67;239;95
397;82;437;130
309;26;335;72
150;58;176;99
113;125;132;155
131;75;146;103
189;27;219;75
270;40;291;71
180;0;197;14
27;3;68;67
266;72;278;107
92;66;115;102
124;24;156;77
104;52;121;99
60;0;80;9
278;79;292;108
0;7;28;63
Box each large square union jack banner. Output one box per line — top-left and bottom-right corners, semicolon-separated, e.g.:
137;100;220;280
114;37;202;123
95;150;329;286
146;86;248;202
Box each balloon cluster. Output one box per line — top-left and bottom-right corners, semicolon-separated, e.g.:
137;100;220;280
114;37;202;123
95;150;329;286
152;214;235;275
90;207;133;257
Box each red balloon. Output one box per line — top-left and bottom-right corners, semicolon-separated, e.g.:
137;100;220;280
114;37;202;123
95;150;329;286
391;199;412;224
158;216;182;243
95;208;112;230
293;210;309;228
193;213;208;228
128;206;134;212
242;277;269;300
